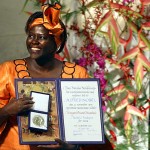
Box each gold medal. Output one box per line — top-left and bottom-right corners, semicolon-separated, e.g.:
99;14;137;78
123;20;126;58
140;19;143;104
32;115;44;127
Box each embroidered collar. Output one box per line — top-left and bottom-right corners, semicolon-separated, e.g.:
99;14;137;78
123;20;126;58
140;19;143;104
14;59;76;78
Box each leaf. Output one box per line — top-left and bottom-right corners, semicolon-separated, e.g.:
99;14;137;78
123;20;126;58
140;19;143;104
110;2;142;18
118;46;139;63
50;0;60;4
134;53;150;91
140;0;150;5
124;110;132;126
85;0;102;8
127;21;150;50
138;52;150;71
127;20;138;33
124;110;132;144
110;118;117;127
95;30;108;38
134;56;144;91
106;58;121;69
111;90;136;113
142;22;150;30
108;16;119;55
95;11;112;33
140;33;150;51
63;45;71;62
127;105;146;120
107;84;126;96
63;0;102;18
109;130;117;141
62;11;79;23
111;95;129;113
21;0;29;12
139;40;149;51
120;29;133;50
128;91;137;100
54;54;64;61
133;52;150;91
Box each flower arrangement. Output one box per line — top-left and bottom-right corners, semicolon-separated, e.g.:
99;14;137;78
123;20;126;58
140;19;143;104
23;0;150;149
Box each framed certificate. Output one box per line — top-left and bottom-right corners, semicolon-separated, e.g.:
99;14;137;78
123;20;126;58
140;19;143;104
15;78;105;145
15;78;58;145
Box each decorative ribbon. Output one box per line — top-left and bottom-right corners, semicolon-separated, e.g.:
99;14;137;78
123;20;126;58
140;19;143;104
30;3;64;47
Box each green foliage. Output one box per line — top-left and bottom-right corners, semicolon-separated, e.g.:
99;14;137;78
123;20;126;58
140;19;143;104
62;11;79;23
21;0;30;12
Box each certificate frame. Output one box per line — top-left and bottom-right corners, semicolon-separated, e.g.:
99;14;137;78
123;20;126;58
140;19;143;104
15;78;105;145
58;78;105;144
15;78;60;145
